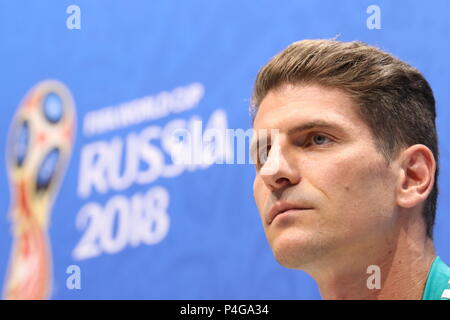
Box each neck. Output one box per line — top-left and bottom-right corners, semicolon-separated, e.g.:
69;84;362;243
305;217;436;300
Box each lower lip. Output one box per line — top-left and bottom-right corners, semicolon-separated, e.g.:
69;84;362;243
272;209;313;224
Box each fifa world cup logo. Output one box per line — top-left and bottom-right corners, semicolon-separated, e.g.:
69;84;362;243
3;80;76;299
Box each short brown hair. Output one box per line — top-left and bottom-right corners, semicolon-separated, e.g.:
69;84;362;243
251;39;439;239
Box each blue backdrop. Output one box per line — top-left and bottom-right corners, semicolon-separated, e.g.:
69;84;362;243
0;0;449;299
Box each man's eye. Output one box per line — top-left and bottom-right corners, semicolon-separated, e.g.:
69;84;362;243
306;134;332;146
312;134;330;145
257;144;271;167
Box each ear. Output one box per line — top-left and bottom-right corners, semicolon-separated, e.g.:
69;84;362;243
396;144;436;209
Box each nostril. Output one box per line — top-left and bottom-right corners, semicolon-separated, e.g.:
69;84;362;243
275;177;291;187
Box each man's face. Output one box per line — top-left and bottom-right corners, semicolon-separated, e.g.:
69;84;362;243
252;84;400;270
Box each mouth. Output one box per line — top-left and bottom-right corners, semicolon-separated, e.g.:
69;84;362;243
267;202;313;225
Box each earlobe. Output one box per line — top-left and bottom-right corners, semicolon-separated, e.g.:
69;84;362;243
396;145;435;209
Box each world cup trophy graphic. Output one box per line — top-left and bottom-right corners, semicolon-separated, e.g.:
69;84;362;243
3;80;76;300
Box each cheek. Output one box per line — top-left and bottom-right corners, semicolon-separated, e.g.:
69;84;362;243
253;176;268;214
304;152;395;215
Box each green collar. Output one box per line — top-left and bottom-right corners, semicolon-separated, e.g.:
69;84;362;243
422;256;450;300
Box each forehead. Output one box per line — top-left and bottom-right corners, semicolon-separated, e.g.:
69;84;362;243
253;84;365;132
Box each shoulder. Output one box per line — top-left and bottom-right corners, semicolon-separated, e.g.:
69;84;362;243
422;256;450;300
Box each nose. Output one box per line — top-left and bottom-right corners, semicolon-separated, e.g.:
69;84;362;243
259;141;300;191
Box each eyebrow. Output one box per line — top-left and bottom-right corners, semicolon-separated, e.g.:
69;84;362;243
250;120;345;162
287;120;345;135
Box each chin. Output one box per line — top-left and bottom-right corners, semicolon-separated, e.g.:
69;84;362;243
269;230;323;270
